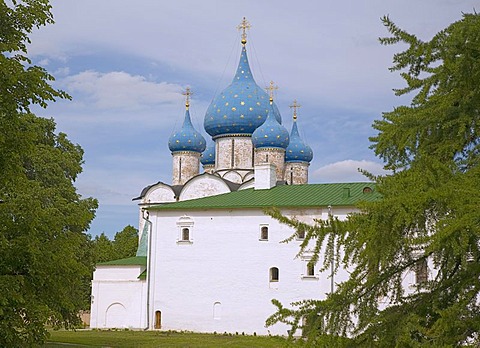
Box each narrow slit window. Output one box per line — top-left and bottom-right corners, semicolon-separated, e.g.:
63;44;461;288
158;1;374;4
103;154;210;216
231;138;235;168
179;157;182;181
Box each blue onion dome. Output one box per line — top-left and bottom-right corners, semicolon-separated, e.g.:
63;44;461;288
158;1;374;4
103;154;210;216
168;108;206;153
201;141;215;165
252;101;289;149
204;46;282;138
285;119;313;162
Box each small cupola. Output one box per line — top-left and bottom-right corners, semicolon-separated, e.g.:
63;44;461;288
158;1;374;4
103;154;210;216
252;82;289;150
285;100;313;163
168;87;206;154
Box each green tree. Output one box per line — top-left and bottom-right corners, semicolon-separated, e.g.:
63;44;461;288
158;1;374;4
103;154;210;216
0;1;97;346
92;233;115;263
112;225;139;259
92;226;139;263
267;13;480;347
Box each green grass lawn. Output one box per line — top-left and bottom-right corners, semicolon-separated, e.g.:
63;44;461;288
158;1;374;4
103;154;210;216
46;330;290;348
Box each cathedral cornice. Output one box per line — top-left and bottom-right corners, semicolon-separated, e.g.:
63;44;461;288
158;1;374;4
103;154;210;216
254;147;286;153
171;151;202;157
212;133;253;140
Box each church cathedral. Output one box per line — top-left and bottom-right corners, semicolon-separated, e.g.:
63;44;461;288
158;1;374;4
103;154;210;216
90;18;385;334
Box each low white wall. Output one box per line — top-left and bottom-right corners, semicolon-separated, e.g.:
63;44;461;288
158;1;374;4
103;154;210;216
90;265;147;329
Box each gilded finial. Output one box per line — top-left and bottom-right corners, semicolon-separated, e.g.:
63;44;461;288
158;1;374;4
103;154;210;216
266;81;278;104
237;17;251;46
182;87;193;109
289;99;301;121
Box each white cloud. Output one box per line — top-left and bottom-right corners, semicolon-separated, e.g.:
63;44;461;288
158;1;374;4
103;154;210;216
54;66;70;76
38;58;50;66
61;71;183;110
312;160;390;183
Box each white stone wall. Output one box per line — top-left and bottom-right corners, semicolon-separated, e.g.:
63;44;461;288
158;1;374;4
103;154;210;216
90;265;147;329
254;148;286;180
254;163;276;190
172;152;201;185
143;185;176;204
215;136;253;172
147;207;354;335
179;175;231;201
284;162;309;185
138;184;177;238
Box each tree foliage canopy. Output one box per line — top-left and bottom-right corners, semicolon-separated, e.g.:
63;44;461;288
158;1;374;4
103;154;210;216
267;13;480;347
0;1;97;346
92;225;139;263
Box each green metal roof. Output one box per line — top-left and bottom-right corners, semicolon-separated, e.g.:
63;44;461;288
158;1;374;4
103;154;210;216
148;182;379;211
97;256;147;266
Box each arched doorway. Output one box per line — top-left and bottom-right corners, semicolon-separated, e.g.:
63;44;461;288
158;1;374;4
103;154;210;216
105;303;126;328
154;310;162;329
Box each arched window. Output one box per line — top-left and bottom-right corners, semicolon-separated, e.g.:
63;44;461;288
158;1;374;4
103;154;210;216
270;267;279;282
260;226;269;240
182;228;190;241
213;302;221;320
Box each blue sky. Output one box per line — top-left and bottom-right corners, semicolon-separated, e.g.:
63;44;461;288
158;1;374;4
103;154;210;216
29;0;477;238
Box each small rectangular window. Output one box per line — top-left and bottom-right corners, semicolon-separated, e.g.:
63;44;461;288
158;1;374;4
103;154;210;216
270;267;279;282
182;228;190;241
307;263;315;276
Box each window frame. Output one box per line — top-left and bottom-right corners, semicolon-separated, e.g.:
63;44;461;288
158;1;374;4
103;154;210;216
176;215;194;244
301;254;319;280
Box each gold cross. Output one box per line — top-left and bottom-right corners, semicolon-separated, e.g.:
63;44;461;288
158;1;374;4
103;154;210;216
237;17;251;45
182;87;193;109
289;99;301;120
265;81;278;103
